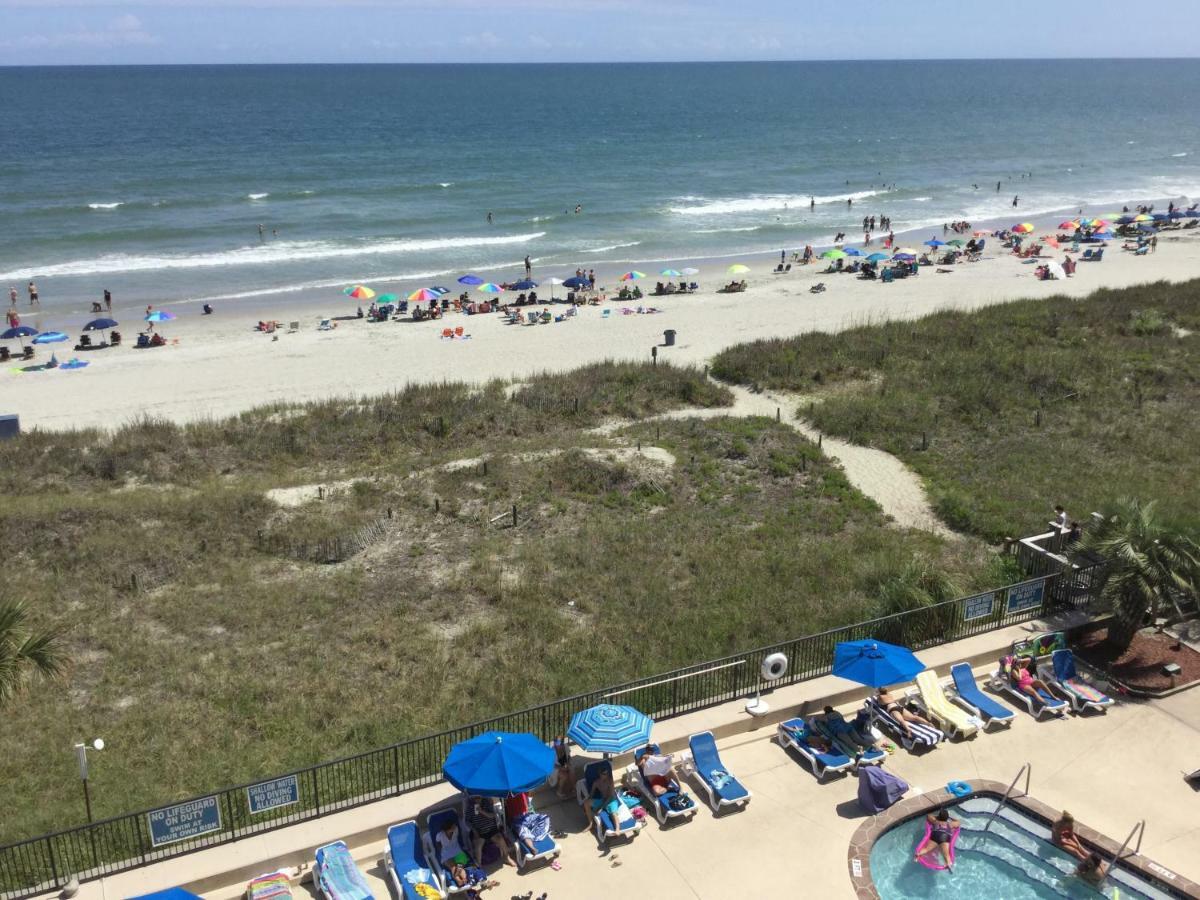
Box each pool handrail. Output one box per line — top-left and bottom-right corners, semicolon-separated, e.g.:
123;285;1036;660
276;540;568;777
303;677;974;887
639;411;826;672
981;762;1031;834
1100;819;1145;886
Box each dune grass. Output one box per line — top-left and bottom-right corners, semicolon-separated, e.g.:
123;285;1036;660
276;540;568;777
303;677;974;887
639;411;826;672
0;361;1000;843
711;279;1200;541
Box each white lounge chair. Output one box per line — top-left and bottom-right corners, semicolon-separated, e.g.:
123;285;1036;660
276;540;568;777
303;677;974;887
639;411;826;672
912;670;979;739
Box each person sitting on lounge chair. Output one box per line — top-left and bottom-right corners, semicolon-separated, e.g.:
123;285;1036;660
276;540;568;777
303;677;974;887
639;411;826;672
1011;657;1055;702
817;706;890;753
1052;811;1089;861
466;797;515;868
433;819;491;890
914;809;958;871
877;687;936;740
636;745;681;797
586;765;622;833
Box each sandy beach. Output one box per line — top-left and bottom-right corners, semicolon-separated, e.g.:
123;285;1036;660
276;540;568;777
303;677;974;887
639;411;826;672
5;208;1200;432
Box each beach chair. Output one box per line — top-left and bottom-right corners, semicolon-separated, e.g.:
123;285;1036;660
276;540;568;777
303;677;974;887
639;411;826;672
440;328;453;339
992;656;1068;719
864;696;945;751
313;841;374;900
246;870;293;900
1134;245;1149;256
687;731;751;813
502;806;559;871
601;308;611;318
913;670;979;739
421;808;481;895
1045;649;1114;713
808;714;886;768
776;718;854;780
287;321;299;333
385;821;443;900
575;761;644;845
1081;249;1096;260
948;662;1015;730
629;744;698;825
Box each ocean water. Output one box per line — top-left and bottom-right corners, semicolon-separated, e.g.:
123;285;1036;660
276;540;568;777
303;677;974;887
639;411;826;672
2;60;1198;311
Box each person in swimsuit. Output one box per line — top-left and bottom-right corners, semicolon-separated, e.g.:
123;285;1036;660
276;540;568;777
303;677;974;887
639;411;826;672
636;744;681;797
1052;811;1089;861
466;796;515;867
914;808;959;870
1076;852;1108;885
877;687;936;739
1012;657;1055;700
587;765;622;834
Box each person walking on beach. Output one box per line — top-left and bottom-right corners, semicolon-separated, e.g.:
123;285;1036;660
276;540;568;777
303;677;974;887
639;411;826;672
8;286;15;308
524;256;532;279
1013;196;1019;207
588;269;596;289
810;196;815;210
103;289;112;312
996;181;1001;192
847;197;853;208
28;281;39;306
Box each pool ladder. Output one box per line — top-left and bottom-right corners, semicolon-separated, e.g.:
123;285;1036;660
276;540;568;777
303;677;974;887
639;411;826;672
1100;820;1145;885
982;762;1031;834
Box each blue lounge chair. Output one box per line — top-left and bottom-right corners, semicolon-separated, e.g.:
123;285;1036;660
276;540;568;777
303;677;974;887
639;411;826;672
1046;649;1114;713
314;841;374;900
1082;248;1096;260
949;662;1015;730
386;822;443;900
630;744;697;825
865;696;945;751
993;656;1068;719
809;713;887;767
422;808;481;896
687;731;751;813
505;806;559;872
777;718;854;780
574;760;643;844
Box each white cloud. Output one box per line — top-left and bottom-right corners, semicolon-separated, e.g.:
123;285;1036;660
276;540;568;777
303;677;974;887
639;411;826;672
1;13;159;48
461;30;501;49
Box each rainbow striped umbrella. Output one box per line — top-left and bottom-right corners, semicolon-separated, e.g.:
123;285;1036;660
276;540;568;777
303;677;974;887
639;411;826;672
660;268;683;277
344;285;375;300
477;283;504;294
1012;223;1035;234
408;288;441;303
620;271;646;281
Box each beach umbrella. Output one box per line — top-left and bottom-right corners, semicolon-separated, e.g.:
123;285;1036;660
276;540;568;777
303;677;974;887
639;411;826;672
145;311;175;323
1168;210;1184;219
442;731;556;797
562;276;589;289
923;239;944;248
893;253;916;262
1092;232;1114;241
345;285;375;300
833;639;925;689
1;325;38;348
541;276;565;300
820;249;846;260
1059;220;1080;230
866;253;889;262
660;268;683;278
1137;224;1157;234
458;274;484;286
893;247;918;256
1187;211;1200;218
1152;213;1169;221
1134;214;1152;222
681;267;700;276
619;271;646;282
407;288;441;303
567;704;653;755
727;264;751;275
375;294;399;304
508;280;538;291
1046;261;1067;280
843;247;864;256
1012;223;1035;233
61;358;89;371
1116;216;1135;225
32;331;68;344
477;283;504;294
83;318;119;331
430;286;452;294
946;239;965;247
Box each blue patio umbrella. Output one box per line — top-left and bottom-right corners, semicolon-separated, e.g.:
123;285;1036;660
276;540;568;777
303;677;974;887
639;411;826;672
127;888;203;900
442;731;555;796
32;331;68;344
458;274;484;286
562;276;589;289
843;247;864;256
1;326;38;341
84;318;119;331
508;279;538;291
567;704;653;755
866;253;890;263
924;239;945;247
832;639;925;689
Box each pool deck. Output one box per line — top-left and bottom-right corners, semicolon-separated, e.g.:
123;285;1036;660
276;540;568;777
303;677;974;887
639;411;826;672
46;618;1200;900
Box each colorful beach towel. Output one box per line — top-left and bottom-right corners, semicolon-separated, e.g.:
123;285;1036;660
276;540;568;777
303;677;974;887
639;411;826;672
248;872;292;900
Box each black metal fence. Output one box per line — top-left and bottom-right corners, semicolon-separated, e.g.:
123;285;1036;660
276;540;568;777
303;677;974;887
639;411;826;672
0;568;1096;899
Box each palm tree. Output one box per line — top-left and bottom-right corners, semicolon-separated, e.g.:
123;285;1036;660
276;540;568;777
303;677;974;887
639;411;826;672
1079;499;1200;652
0;599;66;705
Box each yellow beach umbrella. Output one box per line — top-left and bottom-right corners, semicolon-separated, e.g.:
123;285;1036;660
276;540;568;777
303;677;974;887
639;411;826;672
727;264;750;275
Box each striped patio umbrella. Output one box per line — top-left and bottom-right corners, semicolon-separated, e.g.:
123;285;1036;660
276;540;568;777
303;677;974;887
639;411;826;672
660;268;683;277
477;283;504;294
567;704;653;755
619;271;646;281
344;285;375;300
407;288;441;303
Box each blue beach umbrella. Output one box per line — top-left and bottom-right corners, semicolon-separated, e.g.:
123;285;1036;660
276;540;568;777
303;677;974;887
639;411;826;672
128;888;204;900
32;331;68;344
1168;210;1184;219
567;704;653;755
660;268;683;277
833;639;925;688
843;247;864;256
866;253;890;263
84;318;119;331
924;239;945;248
1;326;38;341
508;279;538;291
145;311;175;323
1186;210;1200;218
1152;213;1169;221
430;286;452;295
1116;216;1135;225
562;276;589;289
1092;232;1113;241
1138;224;1157;233
442;731;556;797
893;253;916;262
458;274;484;286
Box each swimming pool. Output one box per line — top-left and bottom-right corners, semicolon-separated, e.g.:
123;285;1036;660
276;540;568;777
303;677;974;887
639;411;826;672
869;797;1175;900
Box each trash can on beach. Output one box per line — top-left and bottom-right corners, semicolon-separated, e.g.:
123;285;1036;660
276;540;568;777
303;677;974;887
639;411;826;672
663;329;676;347
0;415;19;440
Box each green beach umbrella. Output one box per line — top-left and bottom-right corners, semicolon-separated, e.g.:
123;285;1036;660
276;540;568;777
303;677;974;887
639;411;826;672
946;239;965;247
727;263;751;274
821;249;846;260
376;293;398;303
660;268;683;278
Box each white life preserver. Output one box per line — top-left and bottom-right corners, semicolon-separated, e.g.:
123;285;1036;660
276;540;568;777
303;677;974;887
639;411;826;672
761;652;788;682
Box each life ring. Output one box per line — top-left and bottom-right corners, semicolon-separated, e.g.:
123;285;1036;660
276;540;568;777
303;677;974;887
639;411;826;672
761;652;788;681
947;781;971;798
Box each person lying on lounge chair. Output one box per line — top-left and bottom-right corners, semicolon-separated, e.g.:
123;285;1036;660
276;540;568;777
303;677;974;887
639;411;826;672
817;706;891;753
466;797;516;868
780;721;833;752
877;687;936;740
1052;811;1089;861
636;745;681;796
914;809;959;871
1011;657;1055;701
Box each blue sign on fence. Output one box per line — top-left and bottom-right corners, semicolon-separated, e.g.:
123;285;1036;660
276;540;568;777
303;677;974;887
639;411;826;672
1005;580;1045;614
962;591;997;622
146;796;222;848
246;774;300;815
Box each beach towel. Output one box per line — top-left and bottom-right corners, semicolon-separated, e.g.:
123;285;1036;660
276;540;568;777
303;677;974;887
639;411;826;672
248;872;292;900
516;812;551;844
316;843;373;900
857;766;908;814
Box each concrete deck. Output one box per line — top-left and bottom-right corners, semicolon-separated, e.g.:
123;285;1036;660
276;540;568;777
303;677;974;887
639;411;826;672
48;613;1200;899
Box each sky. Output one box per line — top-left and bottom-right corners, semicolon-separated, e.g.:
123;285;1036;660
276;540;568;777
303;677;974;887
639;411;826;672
0;0;1197;66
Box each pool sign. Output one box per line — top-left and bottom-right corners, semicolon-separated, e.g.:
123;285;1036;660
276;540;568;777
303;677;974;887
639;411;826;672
246;774;300;815
147;796;221;847
1005;580;1045;614
962;591;997;622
